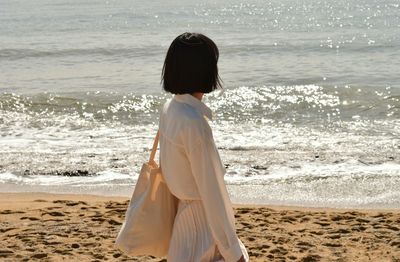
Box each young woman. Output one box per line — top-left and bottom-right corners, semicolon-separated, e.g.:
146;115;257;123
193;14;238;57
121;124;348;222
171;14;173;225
159;32;249;262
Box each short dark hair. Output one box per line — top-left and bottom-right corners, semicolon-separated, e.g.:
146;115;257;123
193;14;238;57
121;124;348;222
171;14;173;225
161;32;222;94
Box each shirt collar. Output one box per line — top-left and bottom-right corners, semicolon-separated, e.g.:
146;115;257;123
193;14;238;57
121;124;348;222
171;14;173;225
173;94;213;120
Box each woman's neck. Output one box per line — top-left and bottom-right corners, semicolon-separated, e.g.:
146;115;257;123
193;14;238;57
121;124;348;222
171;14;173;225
191;92;203;101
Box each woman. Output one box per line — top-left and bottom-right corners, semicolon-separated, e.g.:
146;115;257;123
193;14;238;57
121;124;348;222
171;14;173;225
159;32;249;262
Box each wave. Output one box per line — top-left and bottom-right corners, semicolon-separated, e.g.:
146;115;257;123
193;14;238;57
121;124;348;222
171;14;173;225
0;47;163;60
221;43;400;56
0;171;134;186
2;42;398;61
1;85;399;131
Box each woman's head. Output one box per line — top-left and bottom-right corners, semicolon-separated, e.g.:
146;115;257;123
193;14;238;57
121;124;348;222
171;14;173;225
162;32;221;94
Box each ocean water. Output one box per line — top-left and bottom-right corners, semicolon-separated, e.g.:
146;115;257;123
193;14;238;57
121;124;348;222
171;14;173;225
1;0;399;208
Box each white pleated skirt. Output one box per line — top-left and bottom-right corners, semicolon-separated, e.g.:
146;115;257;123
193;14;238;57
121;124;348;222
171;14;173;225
167;200;248;262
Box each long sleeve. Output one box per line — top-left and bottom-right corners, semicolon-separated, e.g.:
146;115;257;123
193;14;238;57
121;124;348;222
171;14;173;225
184;127;243;262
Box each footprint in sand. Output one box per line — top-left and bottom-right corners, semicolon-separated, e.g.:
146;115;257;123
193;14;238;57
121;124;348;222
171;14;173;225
0;227;17;233
54;249;72;255
356;217;370;223
330;214;353;221
91;217;105;222
108;219;122;225
53;199;87;205
105;201;128;209
42;211;65;217
269;247;288;255
390;240;400;247
322;242;342;247
300;216;311;222
33;199;47;202
327;234;341;239
266;254;274;259
43;240;63;245
81;242;98;247
0;249;14;258
371;213;386;218
313;221;330;227
301;254;322;262
47;206;63;210
281;215;297;223
91;253;105;259
385;224;399;231
43;219;64;222
328;228;351;234
20;217;40;221
352;225;367;232
0;210;25;215
105;209;126;216
237;208;251;215
31;253;47;259
297;241;313;248
240;222;254;229
246;236;256;242
260;244;270;249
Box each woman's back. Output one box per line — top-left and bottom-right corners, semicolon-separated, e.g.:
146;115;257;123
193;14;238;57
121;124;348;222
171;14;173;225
159;94;216;200
159;32;248;262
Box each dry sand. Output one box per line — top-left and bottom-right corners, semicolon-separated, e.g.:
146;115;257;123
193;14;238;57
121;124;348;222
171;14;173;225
0;193;399;262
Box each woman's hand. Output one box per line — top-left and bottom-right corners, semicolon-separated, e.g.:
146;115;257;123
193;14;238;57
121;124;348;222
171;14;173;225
237;255;245;262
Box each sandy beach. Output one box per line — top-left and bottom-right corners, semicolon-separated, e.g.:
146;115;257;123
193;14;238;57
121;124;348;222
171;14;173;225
0;193;399;262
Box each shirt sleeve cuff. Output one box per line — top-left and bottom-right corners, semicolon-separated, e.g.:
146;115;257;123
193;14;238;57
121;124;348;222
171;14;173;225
218;239;243;262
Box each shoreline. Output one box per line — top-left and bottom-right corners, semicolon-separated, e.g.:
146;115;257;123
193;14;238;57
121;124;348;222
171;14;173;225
1;192;400;212
1;192;399;261
2;179;400;210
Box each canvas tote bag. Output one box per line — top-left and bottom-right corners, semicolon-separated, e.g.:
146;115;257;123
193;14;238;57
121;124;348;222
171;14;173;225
115;130;178;257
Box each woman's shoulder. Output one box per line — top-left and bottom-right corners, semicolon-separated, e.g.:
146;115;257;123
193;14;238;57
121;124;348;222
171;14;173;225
163;99;205;122
161;99;210;138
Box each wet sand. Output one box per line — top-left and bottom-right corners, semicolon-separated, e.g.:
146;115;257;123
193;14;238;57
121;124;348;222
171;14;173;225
0;193;399;261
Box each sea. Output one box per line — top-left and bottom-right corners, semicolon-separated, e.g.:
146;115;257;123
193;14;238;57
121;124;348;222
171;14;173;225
1;0;399;208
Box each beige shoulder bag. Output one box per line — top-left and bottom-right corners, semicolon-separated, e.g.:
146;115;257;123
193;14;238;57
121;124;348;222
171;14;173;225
115;130;178;257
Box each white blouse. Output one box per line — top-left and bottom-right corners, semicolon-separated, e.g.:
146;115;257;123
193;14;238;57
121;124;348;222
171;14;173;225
159;94;245;262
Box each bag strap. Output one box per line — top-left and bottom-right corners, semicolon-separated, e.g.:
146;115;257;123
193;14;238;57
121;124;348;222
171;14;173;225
149;130;160;163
